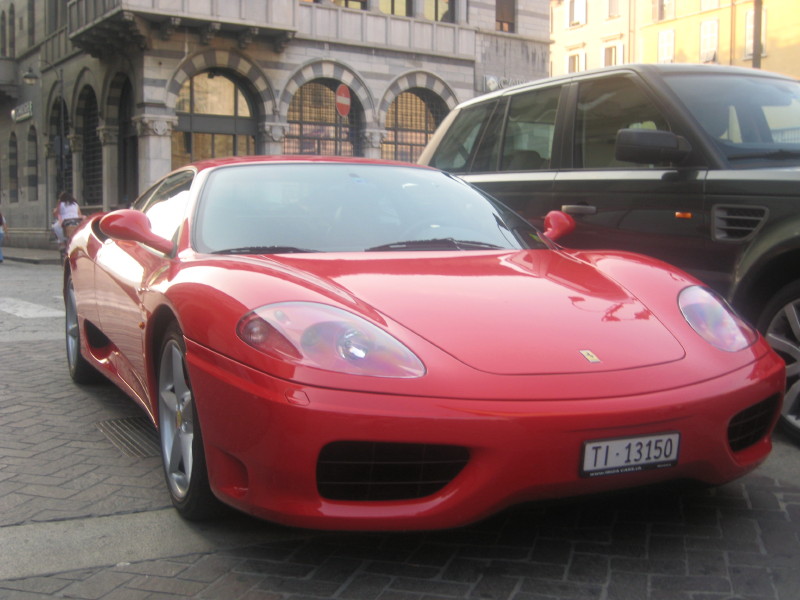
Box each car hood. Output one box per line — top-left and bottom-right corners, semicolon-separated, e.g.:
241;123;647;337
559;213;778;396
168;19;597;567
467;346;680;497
270;250;685;375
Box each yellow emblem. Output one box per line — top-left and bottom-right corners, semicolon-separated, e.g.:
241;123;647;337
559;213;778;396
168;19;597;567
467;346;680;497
580;350;601;363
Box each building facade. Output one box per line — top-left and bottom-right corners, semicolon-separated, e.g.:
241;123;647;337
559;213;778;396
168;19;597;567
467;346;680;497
550;0;798;79
1;0;549;248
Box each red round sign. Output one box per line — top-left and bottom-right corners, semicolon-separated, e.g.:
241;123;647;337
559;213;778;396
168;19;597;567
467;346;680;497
335;84;351;118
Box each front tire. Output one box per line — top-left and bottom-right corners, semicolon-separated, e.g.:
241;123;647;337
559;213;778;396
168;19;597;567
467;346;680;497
157;324;221;519
64;275;101;384
758;280;800;443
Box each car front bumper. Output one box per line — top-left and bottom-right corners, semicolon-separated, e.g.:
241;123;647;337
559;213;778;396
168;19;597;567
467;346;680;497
185;340;785;531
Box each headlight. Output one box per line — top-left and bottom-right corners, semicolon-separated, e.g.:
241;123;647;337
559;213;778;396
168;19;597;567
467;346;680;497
237;302;426;378
678;286;757;352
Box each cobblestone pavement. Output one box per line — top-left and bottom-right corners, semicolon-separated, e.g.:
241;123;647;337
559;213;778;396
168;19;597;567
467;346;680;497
1;256;799;599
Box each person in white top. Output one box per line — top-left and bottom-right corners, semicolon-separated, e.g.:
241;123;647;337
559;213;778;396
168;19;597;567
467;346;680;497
53;191;83;251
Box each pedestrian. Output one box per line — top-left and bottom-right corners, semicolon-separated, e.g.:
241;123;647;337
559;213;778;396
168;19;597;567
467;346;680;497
0;210;6;263
53;191;83;251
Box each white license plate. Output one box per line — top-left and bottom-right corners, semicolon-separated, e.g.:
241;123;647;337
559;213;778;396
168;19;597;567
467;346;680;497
581;432;680;477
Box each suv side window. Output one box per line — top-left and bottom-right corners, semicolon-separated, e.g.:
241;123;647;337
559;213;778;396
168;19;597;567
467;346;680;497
428;101;499;173
501;86;561;171
575;76;670;168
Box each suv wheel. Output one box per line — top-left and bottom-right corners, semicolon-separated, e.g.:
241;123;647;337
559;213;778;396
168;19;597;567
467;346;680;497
758;280;800;443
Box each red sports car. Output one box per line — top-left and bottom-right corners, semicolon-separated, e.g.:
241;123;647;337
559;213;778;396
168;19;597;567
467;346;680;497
64;156;785;531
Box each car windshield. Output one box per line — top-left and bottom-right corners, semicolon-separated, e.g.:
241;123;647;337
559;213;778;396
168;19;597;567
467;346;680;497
193;163;547;254
663;72;800;166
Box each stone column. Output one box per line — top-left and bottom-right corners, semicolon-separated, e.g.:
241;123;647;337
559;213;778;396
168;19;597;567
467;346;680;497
134;115;177;192
261;122;290;156
97;125;119;211
362;129;386;159
44;140;57;213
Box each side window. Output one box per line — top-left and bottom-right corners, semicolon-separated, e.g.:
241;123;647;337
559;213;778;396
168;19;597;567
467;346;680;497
575;77;670;168
140;170;194;241
501;86;561;171
429;101;498;173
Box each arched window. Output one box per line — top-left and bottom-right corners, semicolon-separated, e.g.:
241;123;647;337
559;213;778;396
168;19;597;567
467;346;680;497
26;126;38;201
8;4;15;57
80;87;102;206
118;78;138;205
1;12;7;57
51;97;72;195
382;89;448;162
27;1;34;47
172;70;257;168
285;80;364;156
8;132;18;202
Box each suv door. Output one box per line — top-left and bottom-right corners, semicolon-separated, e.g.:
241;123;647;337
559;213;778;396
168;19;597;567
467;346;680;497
552;74;713;286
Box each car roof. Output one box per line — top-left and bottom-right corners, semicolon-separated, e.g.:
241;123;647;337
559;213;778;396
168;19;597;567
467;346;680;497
455;63;796;109
185;155;432;174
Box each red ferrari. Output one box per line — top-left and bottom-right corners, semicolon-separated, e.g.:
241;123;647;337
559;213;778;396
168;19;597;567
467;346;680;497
64;156;784;531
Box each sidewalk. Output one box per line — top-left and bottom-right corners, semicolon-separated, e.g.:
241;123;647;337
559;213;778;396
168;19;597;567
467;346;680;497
2;245;63;265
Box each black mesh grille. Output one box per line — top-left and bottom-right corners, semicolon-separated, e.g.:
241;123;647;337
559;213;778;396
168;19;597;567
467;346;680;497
317;441;469;501
712;205;768;241
728;395;779;452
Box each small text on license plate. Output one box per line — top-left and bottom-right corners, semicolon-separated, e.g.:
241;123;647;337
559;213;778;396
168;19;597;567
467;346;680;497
581;432;680;477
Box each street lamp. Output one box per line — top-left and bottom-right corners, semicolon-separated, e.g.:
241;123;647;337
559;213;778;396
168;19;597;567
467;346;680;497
23;64;68;196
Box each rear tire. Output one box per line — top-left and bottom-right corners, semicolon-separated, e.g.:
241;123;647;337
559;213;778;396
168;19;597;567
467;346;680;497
157;323;222;520
757;280;800;444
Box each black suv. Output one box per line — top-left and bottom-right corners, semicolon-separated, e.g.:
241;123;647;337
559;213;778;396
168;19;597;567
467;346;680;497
419;63;800;441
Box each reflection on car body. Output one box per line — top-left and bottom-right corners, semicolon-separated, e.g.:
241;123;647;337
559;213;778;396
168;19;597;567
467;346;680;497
419;63;800;443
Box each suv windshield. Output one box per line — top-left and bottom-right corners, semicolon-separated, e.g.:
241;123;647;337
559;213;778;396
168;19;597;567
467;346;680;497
663;73;800;166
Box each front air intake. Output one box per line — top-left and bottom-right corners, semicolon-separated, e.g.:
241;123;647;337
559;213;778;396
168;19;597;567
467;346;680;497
728;395;779;452
317;441;469;501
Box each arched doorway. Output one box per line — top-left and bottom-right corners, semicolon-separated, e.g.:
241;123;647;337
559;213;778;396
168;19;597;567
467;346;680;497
172;70;257;168
118;78;138;205
382;88;449;162
284;80;364;156
49;97;72;196
79;87;103;206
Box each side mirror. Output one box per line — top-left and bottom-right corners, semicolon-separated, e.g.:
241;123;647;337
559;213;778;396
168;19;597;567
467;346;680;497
615;128;691;164
99;209;174;255
543;210;576;242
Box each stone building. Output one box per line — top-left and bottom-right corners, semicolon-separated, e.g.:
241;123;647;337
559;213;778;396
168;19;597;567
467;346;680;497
0;0;549;248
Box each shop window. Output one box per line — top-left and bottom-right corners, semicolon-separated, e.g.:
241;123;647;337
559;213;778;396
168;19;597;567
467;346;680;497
285;80;364;157
173;70;257;168
382;89;448;162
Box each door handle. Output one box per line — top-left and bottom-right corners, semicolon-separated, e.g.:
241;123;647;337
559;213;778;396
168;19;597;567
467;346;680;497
561;204;597;216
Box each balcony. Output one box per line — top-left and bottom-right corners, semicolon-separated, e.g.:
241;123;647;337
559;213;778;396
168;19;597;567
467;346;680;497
297;3;475;60
67;0;297;59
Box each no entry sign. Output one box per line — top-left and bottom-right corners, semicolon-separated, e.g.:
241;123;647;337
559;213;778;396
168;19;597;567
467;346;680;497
335;84;351;118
